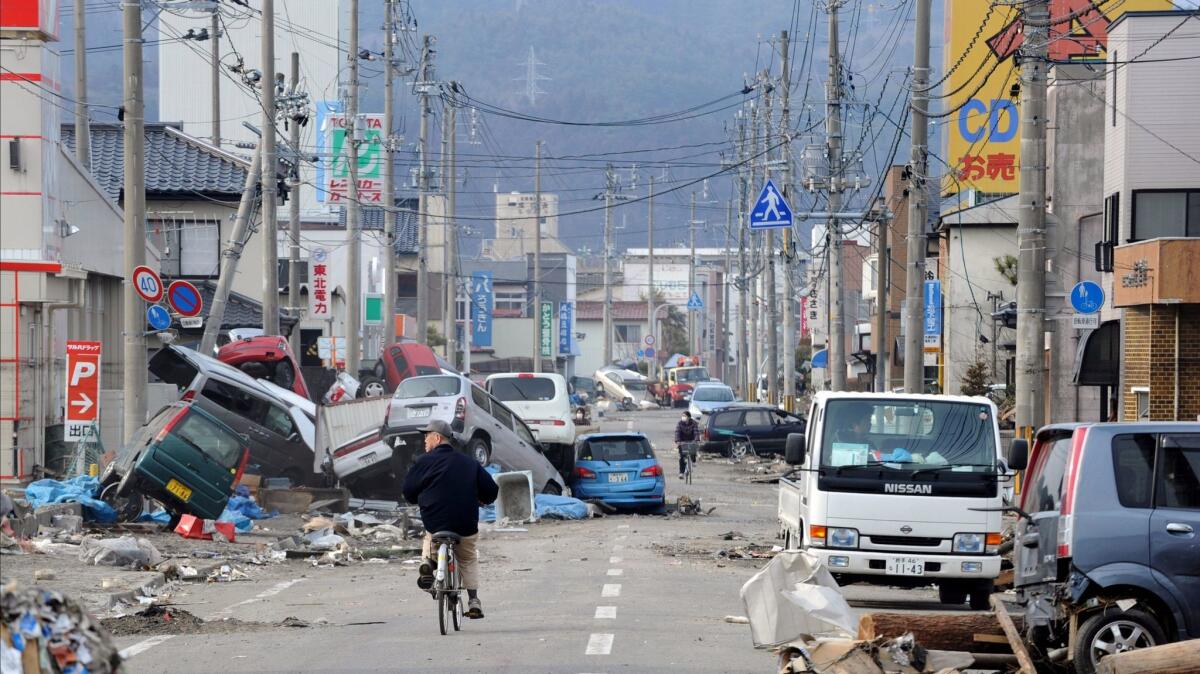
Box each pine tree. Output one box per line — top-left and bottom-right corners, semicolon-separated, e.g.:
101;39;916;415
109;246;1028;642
960;353;991;397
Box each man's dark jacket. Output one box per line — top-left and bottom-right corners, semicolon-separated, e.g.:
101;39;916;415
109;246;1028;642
402;444;499;537
674;418;699;443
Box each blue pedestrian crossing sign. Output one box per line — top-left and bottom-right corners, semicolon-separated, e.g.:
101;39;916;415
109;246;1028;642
748;178;793;230
687;292;704;311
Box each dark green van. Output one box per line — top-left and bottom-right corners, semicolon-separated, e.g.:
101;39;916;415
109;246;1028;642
101;402;249;522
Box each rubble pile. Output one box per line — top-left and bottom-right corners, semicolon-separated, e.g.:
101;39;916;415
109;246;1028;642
1;583;122;674
271;510;423;567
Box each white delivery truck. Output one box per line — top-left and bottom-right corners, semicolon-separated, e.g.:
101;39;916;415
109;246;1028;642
778;392;1008;609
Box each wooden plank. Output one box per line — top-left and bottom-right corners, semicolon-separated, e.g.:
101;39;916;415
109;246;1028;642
990;594;1036;674
1095;639;1200;674
973;633;1010;645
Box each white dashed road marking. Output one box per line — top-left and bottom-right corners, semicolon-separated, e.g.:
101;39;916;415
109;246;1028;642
609;556;623;564
118;635;174;659
601;584;622;597
606;568;623;576
586;633;615;655
617;524;629;529
594;606;617;619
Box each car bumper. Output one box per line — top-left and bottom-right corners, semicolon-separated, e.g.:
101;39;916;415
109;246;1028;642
383;417;464;437
332;443;394;481
572;480;665;507
528;425;575;445
808;548;1002;580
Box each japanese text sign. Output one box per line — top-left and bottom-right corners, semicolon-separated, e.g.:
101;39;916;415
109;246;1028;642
471;271;493;347
65;341;101;442
309;248;331;318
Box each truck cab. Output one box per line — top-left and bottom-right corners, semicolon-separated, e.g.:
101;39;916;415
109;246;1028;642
659;365;711;408
778;392;1007;609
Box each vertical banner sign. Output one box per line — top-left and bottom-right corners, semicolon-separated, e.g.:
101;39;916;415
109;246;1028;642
309;248;330;318
65;341;102;443
316;101;386;204
558;301;574;355
540;302;554;358
470;271;493;347
942;0;1170;197
923;280;942;352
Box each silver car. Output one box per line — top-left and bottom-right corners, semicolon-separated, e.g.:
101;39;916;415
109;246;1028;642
687;382;736;418
382;373;566;494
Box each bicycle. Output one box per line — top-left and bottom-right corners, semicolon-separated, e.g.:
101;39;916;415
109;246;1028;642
430;531;465;635
679;442;699;484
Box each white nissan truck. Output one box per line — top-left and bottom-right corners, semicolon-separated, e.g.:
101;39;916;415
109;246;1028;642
778;392;1008;609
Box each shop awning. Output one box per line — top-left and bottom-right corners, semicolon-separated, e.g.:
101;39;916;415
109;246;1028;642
1073;319;1120;386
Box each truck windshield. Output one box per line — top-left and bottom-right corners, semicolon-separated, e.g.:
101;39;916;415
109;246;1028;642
623;380;648;391
820;399;996;471
676;368;710;383
693;387;734;402
394;376;461;399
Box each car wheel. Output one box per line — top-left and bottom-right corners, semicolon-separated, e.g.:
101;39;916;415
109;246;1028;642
100;481;144;522
359;376;387;398
967;581;993;610
937;583;967;606
542;480;562;496
1073;606;1166;674
468;437;491;466
730;440;750;461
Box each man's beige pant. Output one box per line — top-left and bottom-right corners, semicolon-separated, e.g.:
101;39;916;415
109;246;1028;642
422;532;480;590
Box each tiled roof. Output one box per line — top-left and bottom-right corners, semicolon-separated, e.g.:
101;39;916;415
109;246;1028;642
336;206;419;254
576;301;648;321
62;123;249;202
169;279;298;331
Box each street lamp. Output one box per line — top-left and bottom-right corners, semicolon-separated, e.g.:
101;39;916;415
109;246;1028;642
649;301;675;380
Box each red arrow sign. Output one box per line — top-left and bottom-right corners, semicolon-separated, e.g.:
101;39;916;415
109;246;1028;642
65;340;102;443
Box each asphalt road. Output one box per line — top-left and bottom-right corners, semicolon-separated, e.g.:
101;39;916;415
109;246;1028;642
114;408;982;673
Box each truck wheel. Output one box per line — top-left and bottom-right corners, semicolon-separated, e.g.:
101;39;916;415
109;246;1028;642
359;376;387;398
1073;607;1165;674
937;583;967;606
967;581;993;610
468;437;491;466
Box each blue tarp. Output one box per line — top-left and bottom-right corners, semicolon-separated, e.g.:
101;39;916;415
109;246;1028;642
478;494;589;522
24;476;116;523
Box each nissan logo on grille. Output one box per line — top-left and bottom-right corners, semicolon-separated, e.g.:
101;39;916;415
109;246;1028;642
900;525;913;534
884;483;933;495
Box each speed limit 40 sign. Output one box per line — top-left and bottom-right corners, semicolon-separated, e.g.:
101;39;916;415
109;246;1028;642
132;265;163;303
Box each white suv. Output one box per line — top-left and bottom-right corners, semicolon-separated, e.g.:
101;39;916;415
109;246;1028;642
485;373;576;473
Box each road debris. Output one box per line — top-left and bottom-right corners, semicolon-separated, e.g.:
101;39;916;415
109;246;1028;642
79;536;163;568
2;582;122;674
673;495;715;516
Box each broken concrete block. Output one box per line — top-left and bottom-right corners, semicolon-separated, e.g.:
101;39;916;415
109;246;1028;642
493;471;536;524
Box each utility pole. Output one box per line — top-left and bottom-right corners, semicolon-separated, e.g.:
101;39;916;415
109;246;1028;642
722;199;732;385
444;103;458;368
903;0;931;395
763;72;778;405
383;0;397;350
201;145;263;355
287;52;302;356
121;0;146;442
533;140;544;372
439;103;450;356
74;0;90;168
602;165;615;366
688;191;697;355
344;0;363;373
779;30;796;410
416;34;435;345
646;176;655;381
210;5;220;146
748;99;761;396
736;108;750;398
826;1;847;391
260;0;279;335
874;214;889;392
1016;0;1050;434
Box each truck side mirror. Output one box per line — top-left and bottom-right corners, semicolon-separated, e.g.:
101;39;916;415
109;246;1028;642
785;432;806;466
1008;438;1029;471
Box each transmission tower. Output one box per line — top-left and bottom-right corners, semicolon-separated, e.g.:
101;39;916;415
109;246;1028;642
515;46;550;106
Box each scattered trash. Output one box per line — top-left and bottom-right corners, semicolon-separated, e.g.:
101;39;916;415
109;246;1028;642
720;531;746;541
303;529;346;551
156;562;199;581
207;564;249;583
1;583;122;674
278;616;310;628
32;569;56;581
740;550;857;648
174;514;237;542
79;536;163;568
492;527;528;533
675;495;715;516
724;615;750;624
24;476;117;523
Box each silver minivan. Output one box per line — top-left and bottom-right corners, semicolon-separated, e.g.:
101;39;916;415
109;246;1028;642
382;373;565;494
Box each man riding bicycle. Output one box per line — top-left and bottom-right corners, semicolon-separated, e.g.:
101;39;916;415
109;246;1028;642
674;411;700;479
402;419;499;619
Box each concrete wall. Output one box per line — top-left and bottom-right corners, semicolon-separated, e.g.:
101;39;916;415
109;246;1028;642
1047;64;1106;422
942;225;1017;395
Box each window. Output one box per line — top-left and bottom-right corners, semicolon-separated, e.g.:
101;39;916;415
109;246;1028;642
397;273;418;299
201;380;271;427
1131;190;1200;241
819;400;997;468
491;399;514;428
488;376;556;402
742;410;773;427
513;419;537;447
276;259;309;289
148;217;220;277
394;376;460;399
470;385;492;414
1110;51;1118;127
1112;434;1156;508
390;347;409;378
173;413;243;468
494;289;526;315
1096;192;1119;272
1025;436;1072;513
261;404;297;439
581;438;653;462
1133;387;1150;420
615;324;642;344
692;386;734;402
1155;434;1200;510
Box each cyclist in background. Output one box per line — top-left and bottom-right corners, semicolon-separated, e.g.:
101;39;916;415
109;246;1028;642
402;419;499;619
674;411;700;479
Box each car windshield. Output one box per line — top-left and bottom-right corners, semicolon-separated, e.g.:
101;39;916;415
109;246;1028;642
820;399;997;471
489;377;556;402
394;376;461;399
172;413;243;468
572;378;596;393
623;380;648;391
581;438;653;462
676;368;710;383
414;365;441;376
693;387;734;402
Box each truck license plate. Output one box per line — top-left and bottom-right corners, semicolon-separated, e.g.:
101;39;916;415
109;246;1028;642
165;479;192;503
608;472;630;483
410;407;431;418
885;557;924;576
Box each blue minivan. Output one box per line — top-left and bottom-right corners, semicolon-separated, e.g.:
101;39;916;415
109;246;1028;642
569;433;665;509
